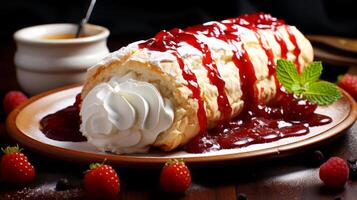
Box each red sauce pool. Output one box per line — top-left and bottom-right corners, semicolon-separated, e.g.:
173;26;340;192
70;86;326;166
39;13;332;153
185;90;332;153
40;90;332;153
40;94;86;142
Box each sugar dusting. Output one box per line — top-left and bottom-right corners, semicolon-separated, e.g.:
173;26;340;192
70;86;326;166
0;184;84;200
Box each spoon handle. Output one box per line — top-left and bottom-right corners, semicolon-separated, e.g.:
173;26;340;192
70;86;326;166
75;0;97;38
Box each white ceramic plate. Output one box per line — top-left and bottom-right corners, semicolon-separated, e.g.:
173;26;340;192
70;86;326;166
6;85;357;167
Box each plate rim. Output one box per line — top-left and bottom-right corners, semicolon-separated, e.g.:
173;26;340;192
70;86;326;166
6;84;357;167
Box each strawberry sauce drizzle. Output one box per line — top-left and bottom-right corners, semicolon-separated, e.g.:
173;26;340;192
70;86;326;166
172;28;232;123
139;30;208;132
286;26;302;73
236;13;284;77
172;52;208;132
275;34;288;59
273;33;288;94
186;21;258;111
235;13;288;98
39;13;332;153
257;34;275;76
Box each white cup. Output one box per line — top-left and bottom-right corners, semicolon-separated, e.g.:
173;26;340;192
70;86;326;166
14;23;110;95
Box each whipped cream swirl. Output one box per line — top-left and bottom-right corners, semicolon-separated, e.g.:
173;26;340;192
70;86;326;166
80;73;174;154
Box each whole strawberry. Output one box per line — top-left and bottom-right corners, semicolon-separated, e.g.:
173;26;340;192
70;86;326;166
3;91;28;114
0;145;35;184
319;156;349;189
160;159;192;193
84;163;120;199
338;74;357;99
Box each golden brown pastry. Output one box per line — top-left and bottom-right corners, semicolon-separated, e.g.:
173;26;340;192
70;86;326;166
79;13;313;154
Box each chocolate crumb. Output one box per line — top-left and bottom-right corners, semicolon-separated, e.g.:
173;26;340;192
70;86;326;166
310;150;325;166
56;178;74;191
347;159;357;179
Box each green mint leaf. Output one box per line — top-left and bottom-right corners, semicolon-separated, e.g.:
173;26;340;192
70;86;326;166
276;59;341;105
276;59;300;93
300;61;323;85
302;81;341;105
291;83;304;95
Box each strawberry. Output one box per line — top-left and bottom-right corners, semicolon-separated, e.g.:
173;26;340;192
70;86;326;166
160;159;192;193
3;91;28;114
84;163;120;199
338;74;357;99
319;156;349;189
0;145;35;184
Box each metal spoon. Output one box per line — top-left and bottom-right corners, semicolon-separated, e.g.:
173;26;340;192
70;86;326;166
75;0;97;38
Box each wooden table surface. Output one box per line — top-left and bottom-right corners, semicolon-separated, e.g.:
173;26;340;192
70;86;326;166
0;40;356;200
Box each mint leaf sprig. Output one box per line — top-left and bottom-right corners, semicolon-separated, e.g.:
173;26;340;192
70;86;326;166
276;59;341;105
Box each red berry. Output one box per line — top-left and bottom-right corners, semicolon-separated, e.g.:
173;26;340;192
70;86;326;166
160;159;192;193
3;91;28;114
0;145;35;184
319;157;349;189
84;163;120;199
338;74;357;99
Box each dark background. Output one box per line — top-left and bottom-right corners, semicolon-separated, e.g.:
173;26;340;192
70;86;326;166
1;0;357;43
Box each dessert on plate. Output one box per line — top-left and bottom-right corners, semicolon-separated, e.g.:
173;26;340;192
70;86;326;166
40;13;338;154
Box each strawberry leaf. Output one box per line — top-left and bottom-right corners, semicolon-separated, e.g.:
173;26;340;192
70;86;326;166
1;145;23;154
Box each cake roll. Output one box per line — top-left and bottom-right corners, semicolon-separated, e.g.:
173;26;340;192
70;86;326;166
80;13;314;154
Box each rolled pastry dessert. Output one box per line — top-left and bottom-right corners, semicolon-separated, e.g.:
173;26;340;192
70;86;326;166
80;13;313;154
